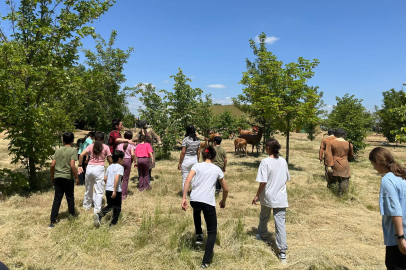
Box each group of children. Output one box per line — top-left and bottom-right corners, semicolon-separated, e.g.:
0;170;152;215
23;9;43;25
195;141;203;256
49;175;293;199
49;119;155;229
49;122;406;269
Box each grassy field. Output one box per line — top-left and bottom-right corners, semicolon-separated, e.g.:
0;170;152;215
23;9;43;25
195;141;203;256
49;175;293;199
0;131;402;269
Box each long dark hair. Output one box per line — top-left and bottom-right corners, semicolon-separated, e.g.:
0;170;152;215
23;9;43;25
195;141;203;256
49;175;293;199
185;124;198;141
77;131;95;147
202;146;216;161
265;138;281;158
369;147;406;180
93;132;105;155
123;131;133;151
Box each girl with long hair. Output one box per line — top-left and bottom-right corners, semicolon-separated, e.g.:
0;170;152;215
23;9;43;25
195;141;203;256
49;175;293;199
78;132;112;222
369;147;406;269
116;131;136;199
178;124;200;192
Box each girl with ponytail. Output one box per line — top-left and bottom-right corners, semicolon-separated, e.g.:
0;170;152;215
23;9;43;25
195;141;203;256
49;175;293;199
369;147;406;268
78;132;113;224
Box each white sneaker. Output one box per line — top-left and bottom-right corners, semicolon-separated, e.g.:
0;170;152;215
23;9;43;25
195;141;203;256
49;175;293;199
279;252;287;264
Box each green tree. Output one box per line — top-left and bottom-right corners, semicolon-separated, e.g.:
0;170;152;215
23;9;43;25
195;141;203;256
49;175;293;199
234;33;320;162
376;89;406;142
303;87;325;141
0;0;114;189
134;83;176;158
78;30;134;133
213;110;237;138
162;68;206;141
327;94;370;154
194;94;214;138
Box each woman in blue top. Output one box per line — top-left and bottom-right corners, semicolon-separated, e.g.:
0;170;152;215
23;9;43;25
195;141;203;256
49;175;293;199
77;132;95;185
369;147;406;269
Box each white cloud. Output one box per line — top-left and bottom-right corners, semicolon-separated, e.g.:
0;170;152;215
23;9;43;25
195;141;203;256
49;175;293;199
163;80;170;84
126;96;144;116
254;35;280;44
207;84;226;89
190;76;196;79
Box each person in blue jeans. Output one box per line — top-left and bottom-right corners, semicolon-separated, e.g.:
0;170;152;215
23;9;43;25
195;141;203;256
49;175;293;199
369;147;406;270
182;146;229;269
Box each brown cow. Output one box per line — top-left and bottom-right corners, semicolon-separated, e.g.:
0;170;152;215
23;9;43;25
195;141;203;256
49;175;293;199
238;128;263;153
208;133;220;146
238;127;252;135
234;138;247;157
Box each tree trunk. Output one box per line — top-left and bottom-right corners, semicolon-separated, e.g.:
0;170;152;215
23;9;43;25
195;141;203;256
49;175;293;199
286;120;290;164
262;119;266;153
28;155;37;190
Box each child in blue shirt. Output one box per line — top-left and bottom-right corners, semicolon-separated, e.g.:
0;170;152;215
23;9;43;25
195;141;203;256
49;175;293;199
369;147;406;269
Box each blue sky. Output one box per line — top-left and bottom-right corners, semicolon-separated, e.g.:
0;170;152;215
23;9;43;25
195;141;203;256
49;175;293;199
1;0;405;116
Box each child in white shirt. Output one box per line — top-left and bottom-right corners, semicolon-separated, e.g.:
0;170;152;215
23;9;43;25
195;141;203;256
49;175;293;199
94;150;124;228
252;139;290;262
182;146;229;269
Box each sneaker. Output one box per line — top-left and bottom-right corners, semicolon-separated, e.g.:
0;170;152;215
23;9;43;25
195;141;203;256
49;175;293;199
48;223;56;229
93;214;101;228
201;263;210;268
195;234;203;245
256;234;267;242
278;252;287;260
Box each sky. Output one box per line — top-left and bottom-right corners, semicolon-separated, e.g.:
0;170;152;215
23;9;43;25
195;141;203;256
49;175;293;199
1;0;405;116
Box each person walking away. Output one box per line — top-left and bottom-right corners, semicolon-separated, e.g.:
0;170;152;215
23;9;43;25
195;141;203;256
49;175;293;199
116;131;136;200
49;132;79;228
135;119;162;180
369;147;406;269
78;132;112;219
213;136;227;194
94;150;125;228
108;118;135;154
319;129;336;181
182;146;229;268
134;135;154;191
77;132;95;185
252;139;290;262
178;124;200;192
324;128;354;196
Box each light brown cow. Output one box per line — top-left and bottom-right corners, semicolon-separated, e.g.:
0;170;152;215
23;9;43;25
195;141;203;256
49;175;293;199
208;133;220;146
234;138;248;157
238;127;252;135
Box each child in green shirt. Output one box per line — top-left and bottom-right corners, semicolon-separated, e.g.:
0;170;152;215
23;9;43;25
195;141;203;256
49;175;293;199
49;132;79;228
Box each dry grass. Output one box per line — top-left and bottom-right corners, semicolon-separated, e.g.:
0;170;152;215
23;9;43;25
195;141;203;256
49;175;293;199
0;130;400;269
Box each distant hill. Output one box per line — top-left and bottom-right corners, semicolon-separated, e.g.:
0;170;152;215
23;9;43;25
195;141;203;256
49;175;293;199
210;105;246;117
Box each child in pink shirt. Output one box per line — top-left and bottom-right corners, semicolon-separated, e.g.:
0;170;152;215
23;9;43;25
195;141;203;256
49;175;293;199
134;135;154;191
78;132;112;218
116;131;136;199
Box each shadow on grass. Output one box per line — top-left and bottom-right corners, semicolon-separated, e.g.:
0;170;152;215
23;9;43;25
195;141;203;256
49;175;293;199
234;161;261;168
0;168;53;197
57;206;81;221
288;163;304;171
247;227;279;257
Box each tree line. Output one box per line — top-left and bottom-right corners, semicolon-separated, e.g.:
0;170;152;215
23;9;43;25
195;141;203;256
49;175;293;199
0;1;403;191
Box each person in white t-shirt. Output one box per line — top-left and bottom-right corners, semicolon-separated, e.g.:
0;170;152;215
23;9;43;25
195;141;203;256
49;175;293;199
94;150;124;228
252;139;290;262
182;146;229;269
